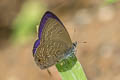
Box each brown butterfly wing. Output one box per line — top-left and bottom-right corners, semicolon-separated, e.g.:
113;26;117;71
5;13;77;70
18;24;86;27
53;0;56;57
34;18;72;69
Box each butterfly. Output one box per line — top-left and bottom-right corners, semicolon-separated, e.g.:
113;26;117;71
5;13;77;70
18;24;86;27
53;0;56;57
33;11;77;69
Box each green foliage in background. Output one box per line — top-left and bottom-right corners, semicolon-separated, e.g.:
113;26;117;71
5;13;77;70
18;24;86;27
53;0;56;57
105;0;118;4
11;1;46;44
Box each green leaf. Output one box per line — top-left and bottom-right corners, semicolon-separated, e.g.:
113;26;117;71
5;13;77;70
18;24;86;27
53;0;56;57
56;54;87;80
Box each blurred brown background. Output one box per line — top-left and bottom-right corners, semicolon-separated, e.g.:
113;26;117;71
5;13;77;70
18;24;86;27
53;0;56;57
0;0;120;80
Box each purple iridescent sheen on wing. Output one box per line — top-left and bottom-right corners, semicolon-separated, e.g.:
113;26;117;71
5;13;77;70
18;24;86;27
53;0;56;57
33;39;40;54
38;11;63;39
33;11;64;55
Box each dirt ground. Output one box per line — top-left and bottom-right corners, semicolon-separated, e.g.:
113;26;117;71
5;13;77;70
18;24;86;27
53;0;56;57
0;0;120;80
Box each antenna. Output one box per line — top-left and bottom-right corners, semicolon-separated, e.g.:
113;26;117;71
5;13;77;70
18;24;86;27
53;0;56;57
73;25;87;44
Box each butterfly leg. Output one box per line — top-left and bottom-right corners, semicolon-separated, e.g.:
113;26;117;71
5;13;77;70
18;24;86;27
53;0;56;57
47;68;52;76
